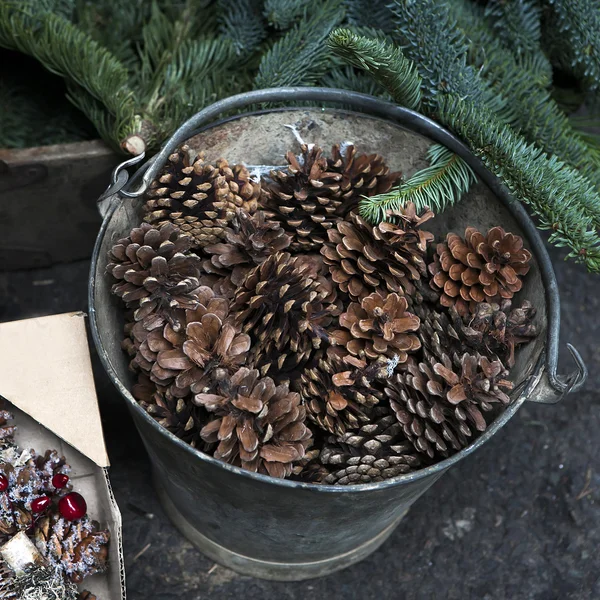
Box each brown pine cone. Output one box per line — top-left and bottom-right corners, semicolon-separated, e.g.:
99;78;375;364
232;251;335;376
144;147;262;248
291;448;331;483
34;511;109;583
321;206;433;302
79;593;97;600
428;226;532;317
196;367;312;478
133;374;210;450
0;410;15;448
451;300;538;367
202;209;292;286
319;407;422;485
300;348;386;436
107;222;202;330
329;292;421;365
327;143;401;214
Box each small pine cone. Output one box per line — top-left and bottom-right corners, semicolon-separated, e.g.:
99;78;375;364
413;303;462;363
428;226;532;317
0;410;15;447
202;209;292;285
133;374;210;450
320;408;422;485
34;511;109;583
451;300;537;367
107;222;203;330
327;143;401;214
329;292;421;365
232;251;335;376
196;367;312;478
291;448;330;483
321;206;433;303
144;147;262;248
79;593;97;600
300;348;386;436
0;559;17;600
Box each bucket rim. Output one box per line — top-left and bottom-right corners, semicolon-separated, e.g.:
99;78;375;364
89;88;561;493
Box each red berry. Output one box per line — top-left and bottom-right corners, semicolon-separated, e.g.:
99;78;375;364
31;496;51;513
0;474;7;492
58;492;87;521
52;473;69;489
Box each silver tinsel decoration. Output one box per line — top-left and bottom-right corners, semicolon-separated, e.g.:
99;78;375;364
14;566;79;600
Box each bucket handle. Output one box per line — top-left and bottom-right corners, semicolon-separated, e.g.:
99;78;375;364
95;87;588;403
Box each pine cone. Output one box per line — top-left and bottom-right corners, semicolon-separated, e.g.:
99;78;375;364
429;226;532;317
79;593;97;600
451;300;538;367
34;511;109;583
232;251;335;376
329;292;421;365
144;147;262;248
107;222;202;330
133;374;210;450
321;206;433;302
196;368;312;478
202;209;292;286
319;408;422;485
291;448;330;483
0;410;15;448
0;559;16;600
300;348;386;436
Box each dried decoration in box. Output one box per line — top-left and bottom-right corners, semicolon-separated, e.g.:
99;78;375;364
0;409;109;599
107;141;538;485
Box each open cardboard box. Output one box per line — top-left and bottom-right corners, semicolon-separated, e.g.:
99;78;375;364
0;312;126;599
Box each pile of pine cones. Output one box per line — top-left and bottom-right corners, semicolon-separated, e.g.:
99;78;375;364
0;411;107;600
108;142;537;485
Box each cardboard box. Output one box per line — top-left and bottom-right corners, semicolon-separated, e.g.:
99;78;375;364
0;312;126;599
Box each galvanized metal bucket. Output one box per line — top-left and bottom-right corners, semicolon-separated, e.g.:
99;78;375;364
89;88;587;581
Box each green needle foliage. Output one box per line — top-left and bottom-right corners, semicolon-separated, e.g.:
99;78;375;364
359;144;476;223
219;0;267;59
264;0;311;29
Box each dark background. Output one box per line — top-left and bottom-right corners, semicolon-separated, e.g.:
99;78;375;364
0;242;598;600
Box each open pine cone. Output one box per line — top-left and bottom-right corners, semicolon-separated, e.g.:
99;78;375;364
107;222;202;330
144;146;262;248
330;292;421;365
429;226;532;317
319;407;422;484
34;511;109;583
321;206;433;302
196;367;312;478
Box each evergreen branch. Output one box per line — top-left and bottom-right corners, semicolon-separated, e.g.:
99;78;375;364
484;0;543;56
359;144;476;223
264;0;311;30
219;0;267;59
437;94;600;271
344;0;396;34
254;0;345;88
319;64;392;98
542;0;600;92
327;28;422;109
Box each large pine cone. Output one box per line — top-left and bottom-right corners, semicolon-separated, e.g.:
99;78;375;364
450;300;537;367
107;222;202;330
202;209;292;286
321;206;433;302
330;292;421;365
232;251;335;376
429;226;532;317
196;367;312;478
144;147;262;248
34;511;110;583
300;348;386;436
319;408;422;485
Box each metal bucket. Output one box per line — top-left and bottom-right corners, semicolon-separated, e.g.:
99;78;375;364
89;88;587;581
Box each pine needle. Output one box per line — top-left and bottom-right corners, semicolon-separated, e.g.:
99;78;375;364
359;144;476;223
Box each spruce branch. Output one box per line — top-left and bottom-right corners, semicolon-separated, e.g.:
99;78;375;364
219;0;267;59
264;0;311;30
328;28;421;109
320;64;392;98
254;0;345;89
344;0;396;34
359;144;476;223
438;94;600;271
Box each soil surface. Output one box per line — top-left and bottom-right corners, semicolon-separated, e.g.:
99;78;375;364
0;243;597;600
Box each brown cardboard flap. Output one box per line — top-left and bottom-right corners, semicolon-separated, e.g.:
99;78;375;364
0;312;110;467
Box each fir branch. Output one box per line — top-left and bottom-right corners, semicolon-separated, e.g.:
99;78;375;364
327;28;422;109
542;0;600;92
218;0;267;59
319;64;392;98
344;0;396;34
264;0;311;30
254;0;345;88
359;144;476;223
438;94;600;271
